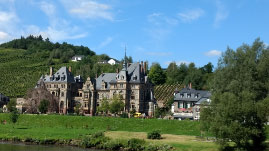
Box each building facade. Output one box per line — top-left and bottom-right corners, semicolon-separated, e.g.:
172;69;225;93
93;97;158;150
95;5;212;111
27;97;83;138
37;61;155;116
0;93;9;108
171;85;211;120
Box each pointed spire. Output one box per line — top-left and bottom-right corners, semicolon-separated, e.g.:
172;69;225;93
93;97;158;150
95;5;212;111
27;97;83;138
123;45;127;70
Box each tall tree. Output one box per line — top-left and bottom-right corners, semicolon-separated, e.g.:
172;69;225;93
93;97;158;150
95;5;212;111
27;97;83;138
184;63;203;89
148;63;166;85
201;39;269;150
166;62;179;84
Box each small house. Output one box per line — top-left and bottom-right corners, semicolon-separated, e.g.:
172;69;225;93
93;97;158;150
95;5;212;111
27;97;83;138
171;84;211;120
71;55;84;62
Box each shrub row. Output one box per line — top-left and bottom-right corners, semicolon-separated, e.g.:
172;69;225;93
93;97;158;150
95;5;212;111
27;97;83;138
0;132;172;151
80;131;172;151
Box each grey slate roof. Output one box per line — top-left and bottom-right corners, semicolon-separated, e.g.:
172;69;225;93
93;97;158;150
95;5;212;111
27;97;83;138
95;62;146;90
127;62;143;83
43;67;75;83
174;88;211;105
96;73;117;90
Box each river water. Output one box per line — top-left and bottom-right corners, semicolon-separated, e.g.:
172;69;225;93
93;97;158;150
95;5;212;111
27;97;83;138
0;142;97;151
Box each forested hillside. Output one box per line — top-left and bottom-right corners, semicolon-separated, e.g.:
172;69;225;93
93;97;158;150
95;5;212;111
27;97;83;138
0;36;122;98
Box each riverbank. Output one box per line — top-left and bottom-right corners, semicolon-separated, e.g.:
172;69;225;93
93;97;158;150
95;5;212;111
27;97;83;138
0;113;268;150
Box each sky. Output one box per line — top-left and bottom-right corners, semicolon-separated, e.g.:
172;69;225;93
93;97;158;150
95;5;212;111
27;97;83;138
0;0;269;68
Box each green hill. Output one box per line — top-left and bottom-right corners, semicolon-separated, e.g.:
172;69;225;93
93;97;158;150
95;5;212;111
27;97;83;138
0;36;122;98
0;48;76;98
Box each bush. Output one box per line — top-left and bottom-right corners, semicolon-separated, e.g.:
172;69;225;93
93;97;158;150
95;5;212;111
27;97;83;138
120;112;129;118
80;131;110;148
103;139;126;150
147;130;161;139
10;110;20;124
127;138;145;151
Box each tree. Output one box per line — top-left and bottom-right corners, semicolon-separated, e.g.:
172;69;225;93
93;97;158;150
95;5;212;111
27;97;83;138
183;63;204;89
109;95;124;116
10;110;19;125
97;98;110;115
166;62;180;84
7;99;16;112
26;81;59;114
148;63;166;85
74;102;81;115
177;63;188;84
201;39;268;151
38;99;50;114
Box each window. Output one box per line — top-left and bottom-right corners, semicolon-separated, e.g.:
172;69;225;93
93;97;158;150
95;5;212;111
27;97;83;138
80;93;82;97
114;84;116;88
85;103;87;108
131;85;135;88
131;104;135;109
120;84;123;88
85;93;88;98
131;93;135;99
61;92;64;97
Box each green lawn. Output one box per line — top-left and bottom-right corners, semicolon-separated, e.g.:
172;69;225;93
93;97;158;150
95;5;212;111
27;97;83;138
0;114;268;151
0;113;201;139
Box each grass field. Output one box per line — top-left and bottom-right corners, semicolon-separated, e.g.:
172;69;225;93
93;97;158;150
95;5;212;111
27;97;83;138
0;113;268;151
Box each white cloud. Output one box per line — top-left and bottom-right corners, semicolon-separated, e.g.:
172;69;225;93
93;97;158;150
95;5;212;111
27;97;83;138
146;13;178;43
205;50;222;57
40;1;56;17
148;13;178;26
0;31;11;43
61;0;114;21
146;51;172;57
178;8;205;23
35;1;87;41
214;0;229;27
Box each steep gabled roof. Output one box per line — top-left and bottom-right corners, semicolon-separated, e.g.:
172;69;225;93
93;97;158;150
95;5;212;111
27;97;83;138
174;87;211;102
43;67;75;83
96;73;117;90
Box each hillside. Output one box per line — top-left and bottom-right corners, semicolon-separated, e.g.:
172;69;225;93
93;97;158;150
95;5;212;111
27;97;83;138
154;84;183;106
0;36;122;98
0;48;75;98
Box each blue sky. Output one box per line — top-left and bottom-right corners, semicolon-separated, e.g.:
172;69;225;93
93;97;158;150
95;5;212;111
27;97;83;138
0;0;269;68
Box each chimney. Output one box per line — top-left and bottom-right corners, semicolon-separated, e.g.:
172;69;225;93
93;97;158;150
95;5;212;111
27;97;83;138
189;83;192;89
144;62;147;74
50;67;54;76
68;66;72;73
140;61;144;73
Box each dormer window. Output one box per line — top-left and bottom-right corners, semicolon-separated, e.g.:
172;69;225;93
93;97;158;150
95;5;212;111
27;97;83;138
133;75;137;80
187;94;191;98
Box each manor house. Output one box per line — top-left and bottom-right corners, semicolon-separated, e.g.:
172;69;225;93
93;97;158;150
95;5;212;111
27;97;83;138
36;61;155;116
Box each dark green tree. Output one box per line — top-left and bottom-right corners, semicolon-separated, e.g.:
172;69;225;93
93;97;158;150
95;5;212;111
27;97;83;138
97;98;110;115
201;39;269;151
184;63;204;89
10;110;19;125
148;63;166;85
166;62;180;84
7;99;16;112
109;95;124;116
38;99;50;114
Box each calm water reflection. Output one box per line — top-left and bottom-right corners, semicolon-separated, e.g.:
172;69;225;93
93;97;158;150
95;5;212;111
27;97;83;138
0;142;97;151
